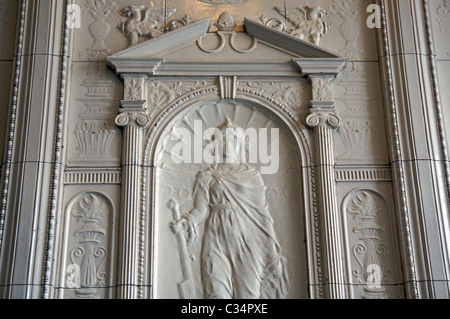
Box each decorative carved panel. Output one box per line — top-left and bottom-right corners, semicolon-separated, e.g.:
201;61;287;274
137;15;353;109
58;192;117;299
342;188;404;299
153;99;307;299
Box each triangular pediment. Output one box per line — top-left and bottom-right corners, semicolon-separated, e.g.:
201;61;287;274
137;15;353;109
106;18;346;77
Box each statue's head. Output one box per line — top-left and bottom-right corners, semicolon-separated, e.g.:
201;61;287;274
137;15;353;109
215;119;246;164
121;5;145;17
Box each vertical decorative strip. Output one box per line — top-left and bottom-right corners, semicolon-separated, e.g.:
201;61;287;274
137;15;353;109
422;0;450;205
0;0;26;256
377;0;418;299
42;0;71;299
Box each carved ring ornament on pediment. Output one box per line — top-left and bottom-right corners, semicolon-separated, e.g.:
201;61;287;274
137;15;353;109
197;12;258;54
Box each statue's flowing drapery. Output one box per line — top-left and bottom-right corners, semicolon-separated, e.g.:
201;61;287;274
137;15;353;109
192;163;289;299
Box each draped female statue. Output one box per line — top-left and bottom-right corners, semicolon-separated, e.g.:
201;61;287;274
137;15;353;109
171;120;289;299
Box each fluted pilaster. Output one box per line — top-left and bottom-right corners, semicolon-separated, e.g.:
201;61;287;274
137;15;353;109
307;75;347;299
115;74;149;299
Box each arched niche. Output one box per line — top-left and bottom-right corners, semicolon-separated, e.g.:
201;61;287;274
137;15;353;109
148;98;309;299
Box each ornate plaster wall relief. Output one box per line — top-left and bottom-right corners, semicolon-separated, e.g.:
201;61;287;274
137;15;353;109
64;170;122;185
0;0;18;59
118;5;192;46
336;167;392;182
82;0;119;59
434;0;450;57
328;0;363;59
436;0;450;29
339;120;375;156
343;189;404;299
335;62;386;164
60;192;116;299
0;0;11;27
70;64;121;167
153;99;307;299
237;80;310;124
260;5;331;46
345;190;392;299
197;12;257;54
146;80;215;121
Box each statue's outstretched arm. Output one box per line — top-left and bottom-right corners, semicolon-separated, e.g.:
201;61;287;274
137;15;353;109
187;186;209;224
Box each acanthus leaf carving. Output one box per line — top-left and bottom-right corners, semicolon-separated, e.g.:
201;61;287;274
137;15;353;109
312;77;333;102
238;81;310;122
127;78;143;101
146;80;211;120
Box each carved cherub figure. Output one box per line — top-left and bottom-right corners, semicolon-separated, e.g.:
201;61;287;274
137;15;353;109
118;5;177;46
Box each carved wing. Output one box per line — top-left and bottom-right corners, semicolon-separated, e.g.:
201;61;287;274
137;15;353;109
143;7;177;27
302;5;314;21
275;6;306;29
